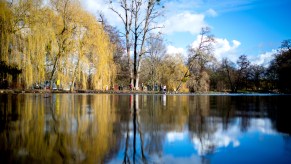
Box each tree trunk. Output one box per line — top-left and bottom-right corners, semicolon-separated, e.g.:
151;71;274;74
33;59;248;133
49;54;60;89
135;58;141;90
126;30;134;87
70;59;80;92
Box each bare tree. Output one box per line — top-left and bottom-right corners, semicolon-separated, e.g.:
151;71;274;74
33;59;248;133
222;55;250;92
140;33;166;89
247;64;265;90
177;27;215;92
221;58;236;92
236;54;250;91
109;0;134;87
109;0;164;90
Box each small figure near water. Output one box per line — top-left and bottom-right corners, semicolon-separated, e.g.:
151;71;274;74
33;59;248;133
162;85;167;94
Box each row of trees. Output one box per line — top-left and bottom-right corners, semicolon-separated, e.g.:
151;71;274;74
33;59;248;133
109;0;291;93
209;40;291;93
1;0;290;93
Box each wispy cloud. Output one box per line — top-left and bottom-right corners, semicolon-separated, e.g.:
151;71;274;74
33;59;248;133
205;8;218;17
163;0;259;14
199;0;260;13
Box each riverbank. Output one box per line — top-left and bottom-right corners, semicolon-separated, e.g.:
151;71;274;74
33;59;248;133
0;89;185;94
0;89;282;95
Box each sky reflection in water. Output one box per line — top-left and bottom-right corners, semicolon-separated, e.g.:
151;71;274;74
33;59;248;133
109;118;291;164
0;94;291;164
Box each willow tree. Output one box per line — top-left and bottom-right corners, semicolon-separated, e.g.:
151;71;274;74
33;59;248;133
158;53;188;92
47;0;78;89
0;0;50;89
0;1;13;63
24;2;56;88
47;0;115;91
98;13;127;86
84;15;116;90
0;0;116;90
0;1;16;86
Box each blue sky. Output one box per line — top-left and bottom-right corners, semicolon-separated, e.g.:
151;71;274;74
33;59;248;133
82;0;291;66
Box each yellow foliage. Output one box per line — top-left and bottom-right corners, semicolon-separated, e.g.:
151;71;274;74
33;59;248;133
0;0;117;90
158;53;188;91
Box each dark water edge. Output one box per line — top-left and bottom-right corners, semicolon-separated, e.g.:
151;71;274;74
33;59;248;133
0;93;291;164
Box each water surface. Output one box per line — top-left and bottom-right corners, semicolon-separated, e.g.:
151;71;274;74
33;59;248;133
0;93;291;164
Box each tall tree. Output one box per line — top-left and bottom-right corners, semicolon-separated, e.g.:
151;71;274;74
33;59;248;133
109;0;163;90
109;0;134;87
48;0;77;89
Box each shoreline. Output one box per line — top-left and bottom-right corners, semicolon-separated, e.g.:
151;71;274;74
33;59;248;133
0;89;285;95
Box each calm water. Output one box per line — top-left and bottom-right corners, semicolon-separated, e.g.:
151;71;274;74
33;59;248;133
0;93;291;164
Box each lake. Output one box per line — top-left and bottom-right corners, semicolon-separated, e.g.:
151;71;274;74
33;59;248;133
0;93;291;164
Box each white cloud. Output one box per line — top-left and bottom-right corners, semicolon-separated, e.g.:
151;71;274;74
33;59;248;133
166;45;187;61
205;8;218;17
189;35;279;66
167;131;185;142
213;38;241;62
192;123;241;155
176;35;277;67
81;0;104;14
167;45;185;55
161;11;207;35
191;118;277;156
81;0;123;26
250;49;277;67
248;118;277;134
190;35;241;62
81;0;273;68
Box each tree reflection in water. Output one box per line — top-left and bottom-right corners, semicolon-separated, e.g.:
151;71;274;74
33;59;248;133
1;94;291;163
0;94;119;163
122;94;147;164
